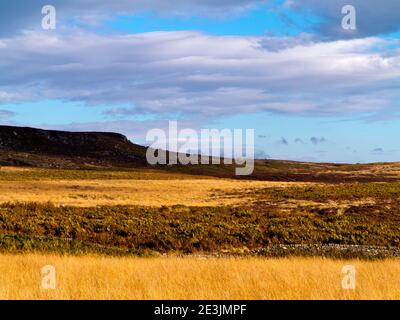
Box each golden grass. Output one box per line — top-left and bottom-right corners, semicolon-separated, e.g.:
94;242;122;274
0;166;211;180
0;254;399;300
0;167;31;173
0;179;312;207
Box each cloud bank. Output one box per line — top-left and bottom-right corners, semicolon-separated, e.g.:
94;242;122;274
0;0;264;36
1;30;399;122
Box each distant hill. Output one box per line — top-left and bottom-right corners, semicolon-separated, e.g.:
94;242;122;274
0;125;397;183
0;125;148;168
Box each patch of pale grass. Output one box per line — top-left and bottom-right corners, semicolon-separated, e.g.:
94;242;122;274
0;167;31;173
0;179;311;207
0;254;399;300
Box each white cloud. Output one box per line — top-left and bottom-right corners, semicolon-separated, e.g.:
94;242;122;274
0;0;264;36
1;30;399;120
1;1;400;39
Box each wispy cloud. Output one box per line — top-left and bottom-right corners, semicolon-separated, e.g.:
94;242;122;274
2;1;400;39
310;137;326;145
279;137;289;145
371;147;384;155
0;0;263;36
0;30;399;122
0;109;16;119
295;138;306;144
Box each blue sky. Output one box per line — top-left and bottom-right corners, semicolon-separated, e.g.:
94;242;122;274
105;3;320;36
0;0;400;163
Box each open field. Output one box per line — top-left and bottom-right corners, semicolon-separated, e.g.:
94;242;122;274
0;166;399;257
0;166;315;207
0;164;399;300
0;201;399;258
0;178;311;207
0;166;211;181
3;161;400;182
0;254;399;300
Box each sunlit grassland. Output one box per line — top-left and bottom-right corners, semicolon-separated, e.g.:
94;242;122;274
0;178;309;207
0;166;210;181
0;165;399;300
0;254;399;300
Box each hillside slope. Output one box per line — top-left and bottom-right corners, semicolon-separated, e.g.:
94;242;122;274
0;125;398;182
0;125;148;168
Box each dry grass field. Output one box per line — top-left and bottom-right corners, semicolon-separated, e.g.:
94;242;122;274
0;165;400;300
0;166;313;207
0;254;398;300
0;179;313;207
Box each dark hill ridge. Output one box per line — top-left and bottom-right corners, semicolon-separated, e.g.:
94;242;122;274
0;125;148;168
0;125;397;183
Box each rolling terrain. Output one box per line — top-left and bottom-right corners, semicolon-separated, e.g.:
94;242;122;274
0;125;400;258
1;124;399;182
0;125;399;299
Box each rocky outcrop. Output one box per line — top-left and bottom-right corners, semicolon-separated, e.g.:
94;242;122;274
0;125;148;168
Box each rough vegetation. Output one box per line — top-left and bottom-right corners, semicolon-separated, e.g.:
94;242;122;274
1;125;400;259
0;199;399;259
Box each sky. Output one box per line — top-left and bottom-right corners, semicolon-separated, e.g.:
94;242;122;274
0;0;399;163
